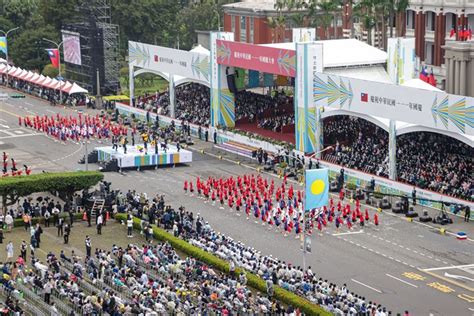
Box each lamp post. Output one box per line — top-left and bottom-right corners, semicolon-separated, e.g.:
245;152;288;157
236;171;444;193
278;146;333;271
42;38;64;103
0;27;20;87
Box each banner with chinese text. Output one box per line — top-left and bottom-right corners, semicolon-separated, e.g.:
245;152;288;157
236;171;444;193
216;40;296;77
313;72;474;135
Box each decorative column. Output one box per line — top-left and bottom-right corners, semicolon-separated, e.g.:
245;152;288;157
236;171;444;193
448;57;454;93
460;60;467;95
388;120;397;180
129;65;135;106
454;60;460;94
210;31;235;128
295;42;324;154
168;75;175;118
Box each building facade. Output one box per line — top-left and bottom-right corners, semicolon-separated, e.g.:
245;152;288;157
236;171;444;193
404;0;474;92
222;0;342;44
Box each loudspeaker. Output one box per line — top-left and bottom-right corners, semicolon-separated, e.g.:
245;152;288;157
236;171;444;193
227;74;238;94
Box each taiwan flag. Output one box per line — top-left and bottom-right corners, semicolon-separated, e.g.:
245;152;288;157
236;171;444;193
419;66;428;82
360;93;368;102
46;49;60;68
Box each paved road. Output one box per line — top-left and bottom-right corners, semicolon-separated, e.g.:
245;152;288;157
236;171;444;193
1;89;473;315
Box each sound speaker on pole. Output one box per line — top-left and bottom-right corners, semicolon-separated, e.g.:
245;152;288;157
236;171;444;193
227;74;237;94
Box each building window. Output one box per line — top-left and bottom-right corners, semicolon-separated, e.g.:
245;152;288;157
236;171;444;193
406;10;415;29
425;12;436;31
249;17;254;43
231;15;235;34
425;42;434;64
240;16;247;42
445;13;456;33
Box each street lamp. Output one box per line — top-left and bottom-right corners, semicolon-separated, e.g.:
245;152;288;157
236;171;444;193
278;146;333;271
42;38;64;103
0;27;20;87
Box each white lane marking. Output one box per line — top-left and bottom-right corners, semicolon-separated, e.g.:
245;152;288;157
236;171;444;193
0;133;39;140
468;307;474;311
27;110;36;115
46;109;56;114
0;124;9;129
25;102;35;107
351;279;382;293
444;272;474;282
13;130;24;134
423;264;474;272
332;230;364;236
386;274;418;288
0;119;6;122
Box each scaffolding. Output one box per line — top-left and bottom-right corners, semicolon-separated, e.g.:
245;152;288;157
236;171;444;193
62;0;119;95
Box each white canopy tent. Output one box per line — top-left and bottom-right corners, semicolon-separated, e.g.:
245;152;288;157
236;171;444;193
65;82;88;94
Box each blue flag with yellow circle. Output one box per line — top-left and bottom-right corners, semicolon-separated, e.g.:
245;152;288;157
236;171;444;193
305;168;329;210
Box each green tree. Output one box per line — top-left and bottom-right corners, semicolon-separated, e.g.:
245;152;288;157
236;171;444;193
0;171;103;213
42;63;65;78
2;0;39;28
37;0;80;31
9;15;57;70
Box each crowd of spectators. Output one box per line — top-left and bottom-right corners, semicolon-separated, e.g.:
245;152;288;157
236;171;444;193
234;90;293;123
397;132;473;200
1;75;88;107
323;116;389;177
115;189;393;316
322;116;472;200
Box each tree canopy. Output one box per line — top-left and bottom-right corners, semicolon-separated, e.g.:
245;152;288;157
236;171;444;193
0;0;236;73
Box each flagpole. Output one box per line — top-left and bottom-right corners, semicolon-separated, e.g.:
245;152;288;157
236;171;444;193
42;38;64;104
280;146;332;272
0;27;20;88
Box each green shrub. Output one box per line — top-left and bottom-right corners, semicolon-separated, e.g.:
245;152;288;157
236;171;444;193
346;183;357;191
0;171;103;212
12;213;83;228
373;192;384;199
115;214;331;316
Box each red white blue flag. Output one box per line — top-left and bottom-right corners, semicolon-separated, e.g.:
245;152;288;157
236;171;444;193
46;49;60;68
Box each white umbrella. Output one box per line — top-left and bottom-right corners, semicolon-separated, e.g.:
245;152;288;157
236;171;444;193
0;58;6;64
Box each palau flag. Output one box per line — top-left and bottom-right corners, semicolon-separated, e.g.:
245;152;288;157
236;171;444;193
0;37;7;55
305;169;329;210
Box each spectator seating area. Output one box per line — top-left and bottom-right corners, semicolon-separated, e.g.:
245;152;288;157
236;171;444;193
116;190;393;315
323;116;473;200
130;83;472;201
323;116;389;178
397;132;472;201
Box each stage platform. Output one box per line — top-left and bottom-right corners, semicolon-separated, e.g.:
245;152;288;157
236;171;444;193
96;144;192;169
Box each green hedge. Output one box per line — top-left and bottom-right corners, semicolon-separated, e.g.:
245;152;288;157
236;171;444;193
115;214;331;316
0;171;103;197
12;212;84;228
0;171;104;211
